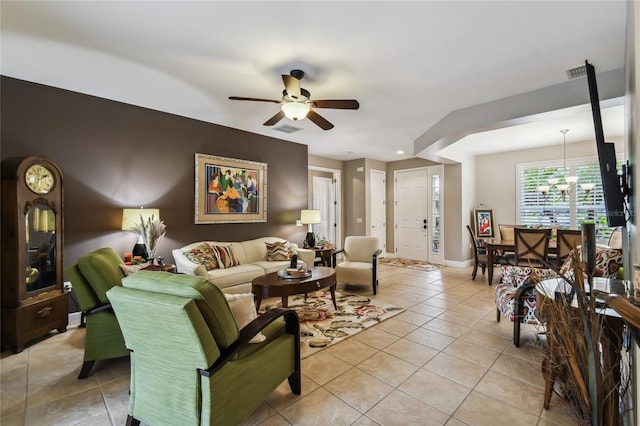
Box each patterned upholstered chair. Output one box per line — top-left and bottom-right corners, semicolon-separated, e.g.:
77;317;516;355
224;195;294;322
107;271;301;426
495;228;555;346
495;242;624;347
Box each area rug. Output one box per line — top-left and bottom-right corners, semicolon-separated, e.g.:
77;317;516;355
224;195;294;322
260;290;404;358
379;257;444;272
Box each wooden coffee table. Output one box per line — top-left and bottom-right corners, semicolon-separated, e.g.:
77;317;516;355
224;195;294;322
252;266;337;311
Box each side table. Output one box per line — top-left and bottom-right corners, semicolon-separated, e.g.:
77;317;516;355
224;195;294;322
313;247;334;267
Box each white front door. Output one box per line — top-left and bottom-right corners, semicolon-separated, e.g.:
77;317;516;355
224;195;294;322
312;176;336;245
369;169;386;253
395;168;429;260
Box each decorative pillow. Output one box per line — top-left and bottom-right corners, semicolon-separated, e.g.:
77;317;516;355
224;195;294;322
212;245;241;269
183;243;218;270
265;241;293;261
119;263;146;276
224;293;265;343
594;247;623;278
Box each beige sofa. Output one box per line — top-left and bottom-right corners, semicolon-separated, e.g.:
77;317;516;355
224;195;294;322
172;237;314;294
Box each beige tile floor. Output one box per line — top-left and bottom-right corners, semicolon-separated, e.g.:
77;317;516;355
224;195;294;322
1;264;577;425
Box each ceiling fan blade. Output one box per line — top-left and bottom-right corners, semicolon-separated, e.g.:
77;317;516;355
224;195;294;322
282;75;301;99
263;110;285;126
229;96;281;104
307;109;334;130
311;99;360;109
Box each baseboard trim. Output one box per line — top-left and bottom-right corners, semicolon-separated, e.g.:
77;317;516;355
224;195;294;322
68;311;82;326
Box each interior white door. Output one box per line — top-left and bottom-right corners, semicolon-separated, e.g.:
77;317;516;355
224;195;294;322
369;169;386;252
312;176;336;245
395;168;429;260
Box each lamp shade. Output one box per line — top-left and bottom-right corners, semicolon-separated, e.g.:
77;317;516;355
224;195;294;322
281;102;310;120
122;208;160;230
565;175;579;185
300;209;321;224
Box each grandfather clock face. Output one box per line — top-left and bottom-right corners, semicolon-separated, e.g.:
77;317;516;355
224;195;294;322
24;164;56;194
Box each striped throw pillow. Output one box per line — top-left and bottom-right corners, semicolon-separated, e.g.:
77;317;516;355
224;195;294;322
265;241;292;261
212;245;240;269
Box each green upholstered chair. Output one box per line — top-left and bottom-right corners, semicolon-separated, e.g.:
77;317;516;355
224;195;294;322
107;271;301;426
65;247;129;379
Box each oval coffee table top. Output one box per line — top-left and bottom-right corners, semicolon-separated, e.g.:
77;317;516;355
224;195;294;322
252;266;335;288
252;266;337;309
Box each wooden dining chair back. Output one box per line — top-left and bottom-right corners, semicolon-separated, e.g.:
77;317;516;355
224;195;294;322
555;229;582;267
498;224;516;242
466;225;488;280
514;228;551;266
608;228;622;249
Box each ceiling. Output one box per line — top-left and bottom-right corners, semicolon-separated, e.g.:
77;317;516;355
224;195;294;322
0;1;628;162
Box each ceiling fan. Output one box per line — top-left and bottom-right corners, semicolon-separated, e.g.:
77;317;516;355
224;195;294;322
229;69;359;130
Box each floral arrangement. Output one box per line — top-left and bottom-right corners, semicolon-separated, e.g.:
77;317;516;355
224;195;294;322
131;214;166;260
315;235;334;249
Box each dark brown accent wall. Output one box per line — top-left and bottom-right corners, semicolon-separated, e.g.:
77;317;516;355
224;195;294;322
1;76;309;270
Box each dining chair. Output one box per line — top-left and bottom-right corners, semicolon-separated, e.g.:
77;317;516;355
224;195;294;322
466;225;506;280
554;229;582;267
498;224;518;242
466;225;487;280
513;228;552;267
608;228;622;249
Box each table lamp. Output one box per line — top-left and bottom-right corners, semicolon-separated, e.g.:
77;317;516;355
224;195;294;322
300;209;321;248
122;208;160;258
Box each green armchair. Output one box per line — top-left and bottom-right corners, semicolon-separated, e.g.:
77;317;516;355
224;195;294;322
107;271;301;426
65;247;129;379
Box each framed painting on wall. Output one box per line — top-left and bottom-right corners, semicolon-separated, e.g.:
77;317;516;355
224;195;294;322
195;153;267;224
473;208;495;239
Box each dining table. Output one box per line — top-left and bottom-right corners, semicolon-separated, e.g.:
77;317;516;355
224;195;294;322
485;239;557;285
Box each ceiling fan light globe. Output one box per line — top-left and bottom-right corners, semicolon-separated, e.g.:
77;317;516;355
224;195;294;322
281;102;310;120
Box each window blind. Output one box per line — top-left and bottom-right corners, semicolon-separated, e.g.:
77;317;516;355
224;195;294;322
517;156;619;241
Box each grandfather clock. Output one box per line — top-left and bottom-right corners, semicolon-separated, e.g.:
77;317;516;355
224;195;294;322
1;156;68;353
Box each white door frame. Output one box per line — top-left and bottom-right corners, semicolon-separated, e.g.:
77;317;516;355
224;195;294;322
309;165;342;247
394;166;444;262
369;169;386;252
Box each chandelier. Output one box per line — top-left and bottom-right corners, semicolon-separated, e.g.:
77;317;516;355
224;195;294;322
538;129;595;201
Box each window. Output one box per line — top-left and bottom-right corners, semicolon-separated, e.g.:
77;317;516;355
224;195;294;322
517;156;620;241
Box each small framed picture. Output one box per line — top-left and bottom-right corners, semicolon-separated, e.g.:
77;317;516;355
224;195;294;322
473;208;495;239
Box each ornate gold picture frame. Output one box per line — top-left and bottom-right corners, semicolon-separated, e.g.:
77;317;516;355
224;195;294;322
195;153;267;224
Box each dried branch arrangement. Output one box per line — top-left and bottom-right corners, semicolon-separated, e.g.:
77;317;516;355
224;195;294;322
537;249;621;425
131;214;166;260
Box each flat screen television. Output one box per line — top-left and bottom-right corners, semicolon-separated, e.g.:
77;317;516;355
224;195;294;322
585;60;626;227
